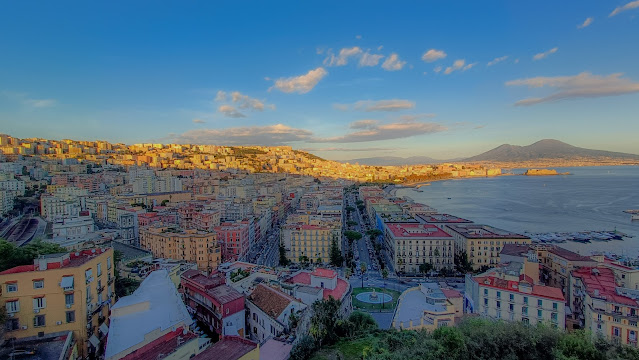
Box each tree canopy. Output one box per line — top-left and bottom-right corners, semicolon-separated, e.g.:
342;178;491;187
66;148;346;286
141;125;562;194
0;239;68;272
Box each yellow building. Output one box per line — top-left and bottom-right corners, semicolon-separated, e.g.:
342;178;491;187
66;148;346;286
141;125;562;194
0;248;115;359
139;226;221;272
571;266;639;345
445;224;531;270
282;224;336;263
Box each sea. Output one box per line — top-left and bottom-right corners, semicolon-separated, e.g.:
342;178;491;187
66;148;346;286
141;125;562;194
395;166;639;258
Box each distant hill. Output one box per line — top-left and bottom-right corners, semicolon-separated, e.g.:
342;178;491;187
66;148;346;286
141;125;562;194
341;155;443;166
465;139;639;162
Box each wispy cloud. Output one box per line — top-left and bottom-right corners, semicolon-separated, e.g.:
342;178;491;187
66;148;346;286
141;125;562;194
359;51;384;67
2;91;57;108
311;119;446;143
433;66;443;74
302;147;395;152
487;56;509;66
334;99;415;112
577;17;594;29
350;120;380;129
421;49;447;62
271;67;328;94
381;53;406;71
324;47;363;66
444;59;476;74
215;90;227;102
506;72;639;106
532;47;558;61
168;124;313;145
218;105;246;118
192;118;206;124
610;0;639;16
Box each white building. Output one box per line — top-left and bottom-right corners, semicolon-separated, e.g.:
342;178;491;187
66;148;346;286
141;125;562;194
52;215;96;239
246;284;307;343
465;265;566;329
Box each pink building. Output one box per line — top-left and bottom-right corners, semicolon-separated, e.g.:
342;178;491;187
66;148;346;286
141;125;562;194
214;222;250;262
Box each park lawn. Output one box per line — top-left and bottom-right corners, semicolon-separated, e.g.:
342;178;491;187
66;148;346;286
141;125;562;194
351;286;401;311
309;336;375;360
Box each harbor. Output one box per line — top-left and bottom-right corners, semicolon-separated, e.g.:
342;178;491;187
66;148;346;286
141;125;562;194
525;230;633;244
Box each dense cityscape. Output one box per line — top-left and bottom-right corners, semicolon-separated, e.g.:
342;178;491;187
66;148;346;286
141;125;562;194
0;132;638;359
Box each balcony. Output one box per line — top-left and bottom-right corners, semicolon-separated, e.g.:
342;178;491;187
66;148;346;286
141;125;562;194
97;286;104;293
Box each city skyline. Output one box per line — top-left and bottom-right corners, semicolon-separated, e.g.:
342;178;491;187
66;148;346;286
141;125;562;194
1;1;639;160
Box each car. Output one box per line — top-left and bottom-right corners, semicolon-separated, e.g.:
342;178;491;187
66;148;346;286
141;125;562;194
9;348;37;358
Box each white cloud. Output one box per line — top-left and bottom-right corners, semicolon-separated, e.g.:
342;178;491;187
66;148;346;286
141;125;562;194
444;59;466;74
169;124;313;145
610;0;639;16
487;56;509;66
463;62;477;71
230;91;266;111
433;66;443;74
421;49;447;62
359;51;384;67
533;47;558;61
218;105;246;118
23;99;57;108
506;72;639;106
312;119;446;143
271;67;328;94
324;47;363;66
577;17;594;29
377;45;383;51
356;35;362;39
301;147;394;152
381;53;406;71
192;118;206;124
334;99;415;112
214;90;227;102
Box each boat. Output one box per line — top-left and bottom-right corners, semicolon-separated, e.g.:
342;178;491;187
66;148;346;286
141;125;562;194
624;210;639;221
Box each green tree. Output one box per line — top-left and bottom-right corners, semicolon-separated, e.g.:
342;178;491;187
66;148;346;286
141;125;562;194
346;220;358;227
382;268;389;284
360;262;367;288
329;237;343;267
0;239;67;272
345;205;355;213
344;231;362;248
419;262;433;278
279;244;289;266
161;199;169;206
454;251;474;274
367;228;383;240
309;297;341;347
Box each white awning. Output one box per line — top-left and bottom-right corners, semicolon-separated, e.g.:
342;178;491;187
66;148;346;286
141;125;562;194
99;323;109;335
88;335;100;348
60;276;74;290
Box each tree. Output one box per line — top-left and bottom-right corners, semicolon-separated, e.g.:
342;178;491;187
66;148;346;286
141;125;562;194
360;262;367;288
316;257;322;264
346;220;358;227
329;237;343;267
345;205;355;213
309;297;341;347
382;268;389;284
299;255;309;266
279;244;289;266
419;262;433;278
0;239;67;273
161;199;169;206
454;251;474;274
367;228;383;240
344;231;362;248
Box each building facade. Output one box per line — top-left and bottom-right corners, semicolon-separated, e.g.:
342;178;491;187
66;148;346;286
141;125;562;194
383;223;454;273
140;226;221;272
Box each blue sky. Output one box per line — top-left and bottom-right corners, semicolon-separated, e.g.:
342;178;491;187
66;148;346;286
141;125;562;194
1;1;638;160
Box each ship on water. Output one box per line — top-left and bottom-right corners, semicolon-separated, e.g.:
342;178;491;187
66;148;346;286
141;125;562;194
624;210;639;221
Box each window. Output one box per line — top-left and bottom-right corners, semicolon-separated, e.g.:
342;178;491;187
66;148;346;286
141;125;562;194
34;315;46;327
66;311;75;323
33;280;44;289
33;297;46;309
496;291;501;299
597;314;602;321
65;293;74;306
537;299;543;307
613;327;621;337
85;269;93;283
553;302;558;310
7;318;19;331
522;306;528;315
107;256;112;270
6;300;19;313
509;304;514;312
6;283;17;292
484;298;488;305
538;309;543;319
551;312;558;322
523;297;528;305
496;301;501;309
97;263;102;277
509;294;514;301
484;289;488;296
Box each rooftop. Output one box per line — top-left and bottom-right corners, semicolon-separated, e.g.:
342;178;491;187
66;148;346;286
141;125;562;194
445;224;529;240
286;271;350;301
385;223;452;239
548;246;596;262
193;336;257;360
415;213;473;224
0;248;111;275
121;327;197;360
473;275;565;301
572;267;638;306
105;270;193;360
207;284;244;304
248;284;296;319
311;268;337;278
500;244;533;257
259;338;293;360
393;283;453;326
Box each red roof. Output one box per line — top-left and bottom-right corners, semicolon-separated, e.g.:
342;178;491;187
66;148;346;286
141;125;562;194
386;223;452;239
287;271;349;301
441;288;463;299
0;265;35;275
0;248;111;275
474;276;565;301
193;336;257;360
121;327;197;360
311;268;337;278
572;267;638;306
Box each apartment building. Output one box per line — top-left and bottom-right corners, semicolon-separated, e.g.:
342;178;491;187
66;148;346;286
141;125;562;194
465;267;565;329
445;224;531;270
0;248;115;358
537;245;597;300
570;267;639;346
140;226;221;272
214;222;250;262
180;269;246;338
283;224;337;264
383;223;454;273
246;284;307;343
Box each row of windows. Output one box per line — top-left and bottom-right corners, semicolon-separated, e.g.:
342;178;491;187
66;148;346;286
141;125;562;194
483;290;559;310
